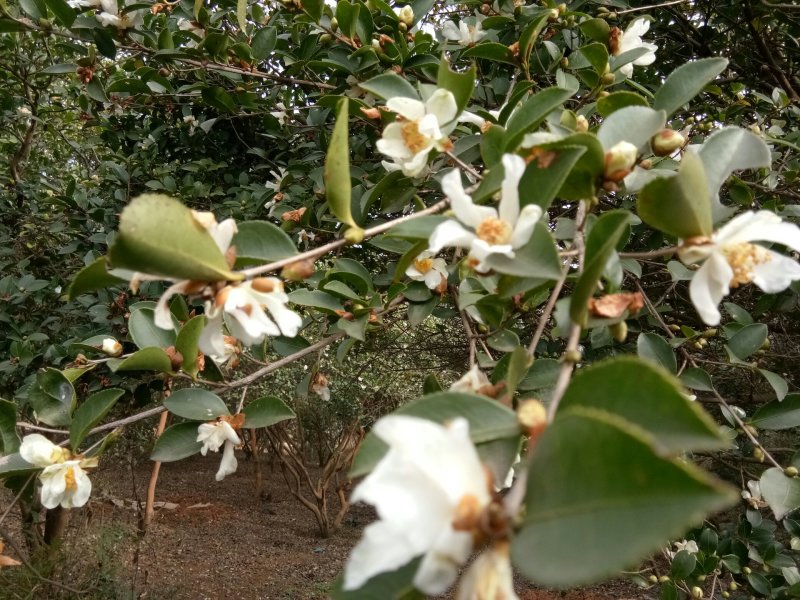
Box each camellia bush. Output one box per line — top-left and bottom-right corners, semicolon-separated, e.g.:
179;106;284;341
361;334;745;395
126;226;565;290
2;0;800;598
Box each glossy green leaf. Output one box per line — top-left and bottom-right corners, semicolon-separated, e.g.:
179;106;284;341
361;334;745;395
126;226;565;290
637;332;678;374
28;368;75;427
336;314;369;341
251;26;277;60
559;357;726;453
108;194;241;282
0;399;20;454
107;347;172;372
505;346;533;398
575;42;609;74
504;87;574;151
69;388;124;450
386;215;447;240
288;289;344;313
236;0;247;31
751;394;800;430
570;210;632;327
67;257;127;300
359;73;419;100
242;396;295;428
164;388;230;421
150;422;203;462
175;315;206;377
596;91;649;117
512;408;737;587
437;58;476;118
44;0;75;27
462;42;516;65
518;10;550;70
233;220;298;266
637;151;713;239
727;323;767;360
351;391;520;477
484;222;562;279
517;145;586;212
578;17;609;42
129;307;176;349
0;453;40;478
758;369;789;401
653;58;728;116
325;98;358;232
680;367;714;392
760;467;800;520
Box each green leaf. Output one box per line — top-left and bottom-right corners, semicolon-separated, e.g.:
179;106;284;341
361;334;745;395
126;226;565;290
727;323;767;360
164;388;230;421
596;91;648;117
108;194;241;282
358;73;419;100
302;0;322;20
575;42;609;74
67;257;127;300
518;10;550;70
758;369;789;402
637;151;713;239
288;289;344;313
0;453;40;478
596;106;665;151
680;367;714;392
462;42;516;65
128;307;176;349
751;394;800;430
242;396;295;428
28;368;75;427
653;58;728;117
351;391;520;477
232;220;298;266
517;145;586;212
92;27;117;59
670;550;697;580
437;58;476;119
570;210;632;327
637;332;678;374
505;346;533;398
150;422;203;462
329;558;423;599
69;389;124;450
504;87;574;151
325;98;358;232
0;399;20;454
107;347;172;372
484;222;562;279
236;0;247;31
536;133;604;200
512;408;737;587
175;315;206;377
559;357;727;453
386;215;447;240
760;467;800;520
251;26;277;60
202;86;237;112
578;17;609;42
44;0;75;26
480;124;505;166
422;374;443;395
487;330;519;353
336;314;369;341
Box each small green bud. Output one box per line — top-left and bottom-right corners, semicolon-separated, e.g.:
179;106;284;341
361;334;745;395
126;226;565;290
320;33;333;44
753;448;765;463
728;582;738;591
344;226;365;244
601;72;616;86
659;575;670;583
648;575;658;584
697;575;706;582
742;567;752;575
560;57;569;68
398;21;408;32
563;349;582;364
692;586;703;599
651;128;686;156
786;466;799;477
722;593;729;599
330;16;338;31
702;328;717;338
610;321;628;343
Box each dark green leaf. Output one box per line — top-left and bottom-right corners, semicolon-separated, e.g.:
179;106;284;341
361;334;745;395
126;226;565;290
325;98;358;231
751;394;800;430
653;58;728;117
28;368;75;427
0;399;20;454
504;87;574;151
107;347;172;372
69;389;124;450
637;333;678;374
242;396;295;428
175;316;206;377
359;73;419;100
150;422;203;462
233;220;298;267
67;257;126;300
164;388;230;421
727;323;767;360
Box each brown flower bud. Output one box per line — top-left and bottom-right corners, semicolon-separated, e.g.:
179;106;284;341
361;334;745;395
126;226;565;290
281;259;316;281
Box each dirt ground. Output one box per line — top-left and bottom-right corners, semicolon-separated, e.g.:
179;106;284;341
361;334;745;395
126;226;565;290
1;451;655;600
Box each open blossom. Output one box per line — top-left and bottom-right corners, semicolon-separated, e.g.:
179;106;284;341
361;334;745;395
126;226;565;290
197;418;242;481
449;364;491;394
406;251;447;290
377;89;458;177
678;211;800;325
442;17;485;46
19;435;97;509
344;416;491;594
429;154;541;273
609;18;657;78
457;543;519;600
95;0;144;29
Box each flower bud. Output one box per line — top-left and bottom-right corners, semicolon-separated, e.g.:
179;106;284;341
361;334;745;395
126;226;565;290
517;399;547;438
397;5;414;26
344;226;365;244
604;140;638;182
398;21;407;32
281;259;316;281
320;33;332;44
330;16;338;31
560;56;569;68
691;586;703;599
729;581;739;590
601;72;616;86
101;338;123;357
563;349;582;363
753;447;765;463
651;129;686;156
610;321;628;343
575;114;588;132
659;575;670;583
786;466;799;477
648;575;658;583
165;346;184;371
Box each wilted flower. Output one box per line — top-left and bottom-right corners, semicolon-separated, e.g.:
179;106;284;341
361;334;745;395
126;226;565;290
442;16;485;46
450;364;491;394
311;372;331;401
457;543;519;600
344;416;491;594
19;434;97;509
678;211;800;325
377;89;458;177
429;154;541;273
197;417;241;481
406;251;448;290
183;115;198;135
101;338;123;357
609;18;657;78
742;479;767;509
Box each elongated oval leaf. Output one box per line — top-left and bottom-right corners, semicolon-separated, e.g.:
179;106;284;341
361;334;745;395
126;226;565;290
637;332;677;374
760;467;800;520
233;220;298;266
437;58;476;119
504;87;574;151
28;368;75;427
69;388;124;450
654;58;728;117
596;106;665;151
67;257;127;300
512;408;737;587
0;453;40;478
242;396;295;428
358;73;419;100
164;388;230;421
750;394;800;430
129;307;176;349
325;98;357;229
107;347;172;372
0;399;20;454
727;323;767;360
175;315;206;377
150;422;203;462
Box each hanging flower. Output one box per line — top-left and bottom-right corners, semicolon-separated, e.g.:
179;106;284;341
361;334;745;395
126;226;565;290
270;102;289;126
19;434;97;509
457;543;519;600
609;18;658;78
343;416;492;595
311;372;331;401
678;211;800;325
429;154;541;273
196;417;242;481
406;251;448;290
377;89;458;177
442;16;485;46
198;277;303;358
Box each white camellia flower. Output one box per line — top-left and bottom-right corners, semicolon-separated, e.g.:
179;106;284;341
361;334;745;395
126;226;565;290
344;416;491;595
449;364;491;394
610;18;657;78
457;543;519;600
95;0;144;29
377;89;458;177
198;277;303;358
396;5;414;26
19;435;97;509
197;419;242;481
674;540;699;555
442;16;485;46
177;18;205;48
101;338;123;357
429;154;541;273
406;251;448;290
678;211;800;325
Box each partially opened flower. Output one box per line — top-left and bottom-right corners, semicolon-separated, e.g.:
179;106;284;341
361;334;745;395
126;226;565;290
457;543;519;600
19;434;97;509
344;416;492;595
429;154;541;273
678;211;800;325
449;364;491;394
197;417;242;481
377;89;458;177
406;251;448;290
673;540;699;555
609;18;657;78
442;16;485;46
101;338;123;357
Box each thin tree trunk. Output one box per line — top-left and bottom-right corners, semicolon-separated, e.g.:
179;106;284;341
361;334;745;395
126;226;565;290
144;410;169;529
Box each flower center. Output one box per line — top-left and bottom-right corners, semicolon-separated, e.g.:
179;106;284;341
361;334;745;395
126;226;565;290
414;257;434;274
476;217;512;246
722;243;772;288
401;120;431;154
452;493;483;531
64;466;77;492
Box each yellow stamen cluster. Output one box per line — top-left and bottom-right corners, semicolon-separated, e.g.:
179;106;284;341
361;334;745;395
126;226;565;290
401;120;430;153
476;217;512;246
414;257;434;274
64;466;77;491
722;243;772;287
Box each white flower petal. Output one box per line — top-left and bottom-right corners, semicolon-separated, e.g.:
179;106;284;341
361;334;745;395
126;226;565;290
429;221;477;254
689;252;733;326
344;520;423;591
210;218;237;253
215;441;238;481
377;123;413;159
498;154;526;224
752;250;800;294
442;170;496;228
20;434;64;467
154;281;190;330
718;210;800;252
510;204;542;249
414;529;473;595
386;97;426;121
425;89;458;126
423;268;444;289
198;309;226;359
